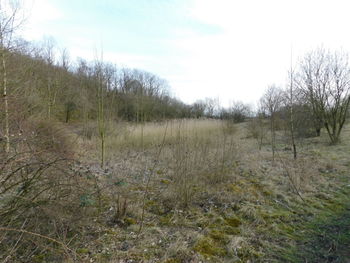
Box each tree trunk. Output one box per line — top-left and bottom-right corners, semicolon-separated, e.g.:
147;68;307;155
97;69;105;168
2;49;9;153
65;109;70;123
271;116;275;162
289;62;297;159
315;128;321;137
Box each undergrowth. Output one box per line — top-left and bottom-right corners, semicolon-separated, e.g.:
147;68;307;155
2;119;350;262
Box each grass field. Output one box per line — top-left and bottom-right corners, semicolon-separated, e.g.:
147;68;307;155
55;119;350;262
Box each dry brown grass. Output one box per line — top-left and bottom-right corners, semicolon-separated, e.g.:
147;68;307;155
4;118;350;262
68;119;350;262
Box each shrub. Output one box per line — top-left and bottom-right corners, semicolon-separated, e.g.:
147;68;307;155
0;119;94;261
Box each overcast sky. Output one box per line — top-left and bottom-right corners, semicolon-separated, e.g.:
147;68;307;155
21;0;350;107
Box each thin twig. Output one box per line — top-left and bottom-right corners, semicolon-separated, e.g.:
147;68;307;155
277;153;306;203
0;227;78;261
137;121;169;236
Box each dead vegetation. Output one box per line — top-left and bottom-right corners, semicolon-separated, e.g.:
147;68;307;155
2;118;346;262
0;2;349;260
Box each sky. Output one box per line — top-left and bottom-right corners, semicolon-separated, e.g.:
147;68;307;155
19;0;350;107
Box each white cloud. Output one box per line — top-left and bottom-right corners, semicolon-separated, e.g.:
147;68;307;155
165;0;350;106
22;0;63;40
16;0;350;107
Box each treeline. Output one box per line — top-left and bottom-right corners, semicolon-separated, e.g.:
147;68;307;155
207;48;350;149
249;48;350;157
2;38;214;125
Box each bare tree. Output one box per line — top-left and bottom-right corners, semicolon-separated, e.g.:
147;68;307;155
96;62;106;167
296;48;350;144
191;100;206;118
204;97;220;118
247;106;268;150
229;101;252;123
0;0;23;153
60;47;70;71
289;50;297;159
260;85;283;161
41;37;58;120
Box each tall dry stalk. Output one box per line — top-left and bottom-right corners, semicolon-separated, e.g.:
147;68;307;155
95;50;106;168
138;121;169;235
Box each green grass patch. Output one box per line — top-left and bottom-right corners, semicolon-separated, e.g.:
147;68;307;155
272;186;350;262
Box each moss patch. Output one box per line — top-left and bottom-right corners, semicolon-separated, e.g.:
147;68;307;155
193;237;227;257
224;215;242;228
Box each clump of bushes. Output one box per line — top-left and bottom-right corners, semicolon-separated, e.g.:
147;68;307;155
0;119;98;261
